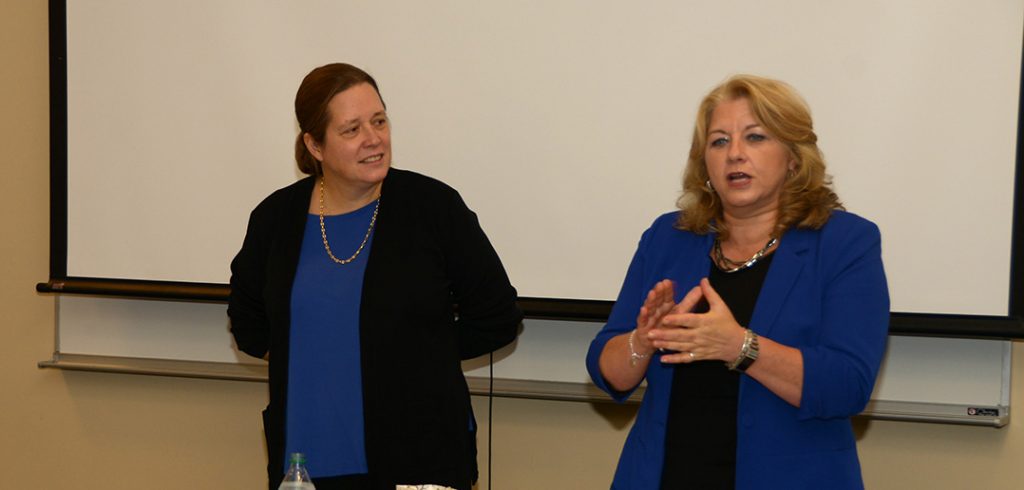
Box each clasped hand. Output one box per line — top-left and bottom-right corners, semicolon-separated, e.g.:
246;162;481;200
633;278;746;364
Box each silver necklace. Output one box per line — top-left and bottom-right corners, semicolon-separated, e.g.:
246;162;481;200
713;237;777;273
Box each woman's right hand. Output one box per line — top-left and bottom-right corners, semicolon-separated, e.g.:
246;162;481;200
598;279;677;392
633;279;677;356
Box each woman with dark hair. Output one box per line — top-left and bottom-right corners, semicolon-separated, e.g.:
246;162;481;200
229;63;522;490
586;75;889;489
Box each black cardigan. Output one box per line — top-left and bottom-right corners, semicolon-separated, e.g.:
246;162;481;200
228;169;523;489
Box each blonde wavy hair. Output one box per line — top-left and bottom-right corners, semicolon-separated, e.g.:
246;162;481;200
676;75;842;240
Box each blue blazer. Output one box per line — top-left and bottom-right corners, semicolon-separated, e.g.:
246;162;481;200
586;210;890;490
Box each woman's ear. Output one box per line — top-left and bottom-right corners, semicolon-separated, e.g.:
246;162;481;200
303;133;323;162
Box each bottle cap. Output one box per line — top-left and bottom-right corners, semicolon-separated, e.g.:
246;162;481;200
289;452;307;465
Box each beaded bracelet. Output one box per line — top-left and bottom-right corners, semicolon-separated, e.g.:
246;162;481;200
628;329;649;367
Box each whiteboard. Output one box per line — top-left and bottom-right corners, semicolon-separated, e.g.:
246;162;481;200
54;296;1011;425
60;0;1024;316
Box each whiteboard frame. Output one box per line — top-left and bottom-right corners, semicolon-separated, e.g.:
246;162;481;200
37;353;1010;428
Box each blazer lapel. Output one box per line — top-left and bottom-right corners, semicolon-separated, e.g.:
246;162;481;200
675;233;715;294
749;228;811;338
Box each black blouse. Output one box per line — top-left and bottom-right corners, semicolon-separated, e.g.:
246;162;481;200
660;252;774;490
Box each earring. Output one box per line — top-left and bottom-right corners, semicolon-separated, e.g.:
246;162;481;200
705;179;714;192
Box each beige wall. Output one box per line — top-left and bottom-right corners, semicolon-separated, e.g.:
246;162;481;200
2;1;1021;488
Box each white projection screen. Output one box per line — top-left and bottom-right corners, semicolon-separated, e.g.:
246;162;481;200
49;0;1024;335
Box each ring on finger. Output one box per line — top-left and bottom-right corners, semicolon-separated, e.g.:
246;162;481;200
688;351;696;361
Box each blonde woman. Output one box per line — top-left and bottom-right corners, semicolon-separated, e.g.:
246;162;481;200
587;75;889;489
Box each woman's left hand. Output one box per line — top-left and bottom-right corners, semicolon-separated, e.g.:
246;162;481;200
649;278;747;364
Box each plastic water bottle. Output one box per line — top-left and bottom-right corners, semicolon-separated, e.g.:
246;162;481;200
278;452;316;490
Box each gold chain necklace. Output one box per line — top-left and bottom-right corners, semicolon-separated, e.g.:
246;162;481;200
319;177;380;265
713;237;777;273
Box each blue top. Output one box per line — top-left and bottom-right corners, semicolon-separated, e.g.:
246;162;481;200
586;210;890;490
285;200;378;478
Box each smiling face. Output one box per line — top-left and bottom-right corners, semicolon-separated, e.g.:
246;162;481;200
705;97;795;221
305;82;391;193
